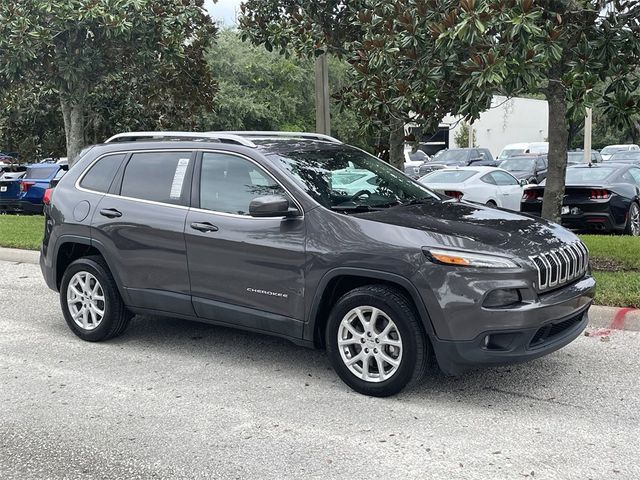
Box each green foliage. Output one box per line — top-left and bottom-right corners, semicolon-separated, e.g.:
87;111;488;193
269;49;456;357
0;215;44;250
0;0;216;161
203;29;373;150
453;123;476;148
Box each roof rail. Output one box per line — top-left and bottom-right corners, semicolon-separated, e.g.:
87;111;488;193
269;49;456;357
104;131;257;148
211;131;342;144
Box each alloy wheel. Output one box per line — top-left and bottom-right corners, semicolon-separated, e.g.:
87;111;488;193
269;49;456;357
66;271;106;331
337;306;403;383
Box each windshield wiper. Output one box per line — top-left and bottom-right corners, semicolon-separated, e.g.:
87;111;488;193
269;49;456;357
395;197;439;207
330;204;384;213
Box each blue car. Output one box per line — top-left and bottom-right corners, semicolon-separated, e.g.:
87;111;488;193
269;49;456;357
0;170;25;213
2;164;66;214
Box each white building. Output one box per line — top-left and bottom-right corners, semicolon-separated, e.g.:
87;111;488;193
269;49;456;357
442;95;549;157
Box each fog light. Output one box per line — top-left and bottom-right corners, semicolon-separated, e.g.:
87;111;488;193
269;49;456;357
483;288;521;308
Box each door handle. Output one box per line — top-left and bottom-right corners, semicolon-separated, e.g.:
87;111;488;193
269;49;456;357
190;222;219;233
99;208;122;218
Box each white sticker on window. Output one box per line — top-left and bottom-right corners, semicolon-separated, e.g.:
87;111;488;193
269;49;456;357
170;158;190;199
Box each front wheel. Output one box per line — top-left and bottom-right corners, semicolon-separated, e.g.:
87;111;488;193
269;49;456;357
60;256;132;341
326;285;428;397
624;202;640;236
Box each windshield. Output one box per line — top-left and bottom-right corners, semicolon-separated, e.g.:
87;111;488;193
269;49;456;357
420;170;476;184
567;152;587;164
270;148;439;210
601;146;627;155
498;148;526;160
564;167;616;183
430;150;469;164
609;151;640;161
500;158;535;171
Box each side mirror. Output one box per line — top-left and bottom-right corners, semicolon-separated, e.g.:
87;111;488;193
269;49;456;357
519;179;528;186
249;195;299;218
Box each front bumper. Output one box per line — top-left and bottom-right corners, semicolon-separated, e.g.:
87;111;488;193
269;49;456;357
423;272;595;375
431;303;590;375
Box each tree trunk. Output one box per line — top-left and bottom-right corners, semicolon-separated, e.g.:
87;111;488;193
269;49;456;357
389;117;405;170
60;97;85;166
541;83;569;222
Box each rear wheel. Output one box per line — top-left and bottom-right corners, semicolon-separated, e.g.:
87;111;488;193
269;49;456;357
326;285;428;397
486;200;497;208
60;256;132;341
624;202;640;236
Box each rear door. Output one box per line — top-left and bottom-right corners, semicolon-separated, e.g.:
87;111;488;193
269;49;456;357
91;149;196;316
184;151;306;337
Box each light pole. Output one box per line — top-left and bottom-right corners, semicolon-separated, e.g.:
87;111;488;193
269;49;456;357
315;53;330;135
583;106;593;163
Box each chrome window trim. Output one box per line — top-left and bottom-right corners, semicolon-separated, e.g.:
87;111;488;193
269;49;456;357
75;148;304;219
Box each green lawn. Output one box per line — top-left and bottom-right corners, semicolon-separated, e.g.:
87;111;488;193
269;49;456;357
0;215;638;307
0;215;44;250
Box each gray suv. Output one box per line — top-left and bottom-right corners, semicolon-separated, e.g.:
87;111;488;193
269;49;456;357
40;131;595;397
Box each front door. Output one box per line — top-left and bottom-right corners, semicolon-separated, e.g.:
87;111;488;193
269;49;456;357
184;151;306;337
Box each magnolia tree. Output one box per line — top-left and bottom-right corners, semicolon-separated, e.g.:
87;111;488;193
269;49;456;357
0;0;216;164
241;0;640;220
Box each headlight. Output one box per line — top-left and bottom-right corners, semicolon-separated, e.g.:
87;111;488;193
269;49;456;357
424;248;519;269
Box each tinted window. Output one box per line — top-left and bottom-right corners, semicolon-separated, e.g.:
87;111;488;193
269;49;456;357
565;167;617;183
500;158;535;171
200;153;286;215
629;168;640;185
120;152;192;205
490;171;518;185
536;158;546;170
25;166;58;179
481;174;496;185
80;154;126;193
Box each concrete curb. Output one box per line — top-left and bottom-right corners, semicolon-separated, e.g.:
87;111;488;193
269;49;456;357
0;246;638;332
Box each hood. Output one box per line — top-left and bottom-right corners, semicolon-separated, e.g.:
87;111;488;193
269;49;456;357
353;200;578;258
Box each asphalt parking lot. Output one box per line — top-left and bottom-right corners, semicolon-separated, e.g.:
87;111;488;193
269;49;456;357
1;259;639;480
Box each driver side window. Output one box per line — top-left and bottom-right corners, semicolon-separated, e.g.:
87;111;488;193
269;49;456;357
199;153;287;216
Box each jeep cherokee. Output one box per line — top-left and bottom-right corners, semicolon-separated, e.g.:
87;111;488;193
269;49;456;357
40;131;595;397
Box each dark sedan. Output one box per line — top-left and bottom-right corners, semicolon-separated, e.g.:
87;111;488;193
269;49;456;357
418;148;496;176
521;164;640;235
499;155;548;184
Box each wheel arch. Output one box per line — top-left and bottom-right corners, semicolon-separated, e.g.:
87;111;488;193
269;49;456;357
307;268;435;349
54;236;128;303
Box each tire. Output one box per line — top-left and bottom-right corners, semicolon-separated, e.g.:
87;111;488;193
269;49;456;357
325;285;428;397
486;200;497;208
60;256;132;341
529;178;538;185
624;202;640;236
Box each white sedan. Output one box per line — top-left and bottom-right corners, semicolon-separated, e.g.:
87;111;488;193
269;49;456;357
419;166;525;211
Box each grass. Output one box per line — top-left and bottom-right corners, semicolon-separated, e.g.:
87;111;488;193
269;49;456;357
0;215;638;307
0;215;44;250
591;271;640;309
579;234;640;271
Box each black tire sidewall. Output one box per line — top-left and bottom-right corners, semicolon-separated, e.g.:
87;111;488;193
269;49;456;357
326;289;421;397
60;258;120;341
625;202;640;236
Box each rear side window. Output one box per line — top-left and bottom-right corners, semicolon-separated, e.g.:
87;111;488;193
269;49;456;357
120;152;192;205
80;154;126;193
489;171;518;185
25;167;58;179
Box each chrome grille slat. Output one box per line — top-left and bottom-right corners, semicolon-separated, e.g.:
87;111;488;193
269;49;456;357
530;242;589;292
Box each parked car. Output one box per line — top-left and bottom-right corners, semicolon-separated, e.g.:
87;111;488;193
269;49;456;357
607;151;640;164
600;144;640;161
521;163;640;235
0;171;25;213
331;168;378;196
499;155;548;184
418;148;496;176
567;150;603;165
404;149;430;178
419;166;524;210
498;142;548;161
13;163;67;214
40;131;595;397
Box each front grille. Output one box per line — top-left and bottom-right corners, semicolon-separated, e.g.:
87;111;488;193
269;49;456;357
529;242;588;291
529;314;584;348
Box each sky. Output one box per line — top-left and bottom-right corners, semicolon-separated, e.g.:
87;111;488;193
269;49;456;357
204;0;242;26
